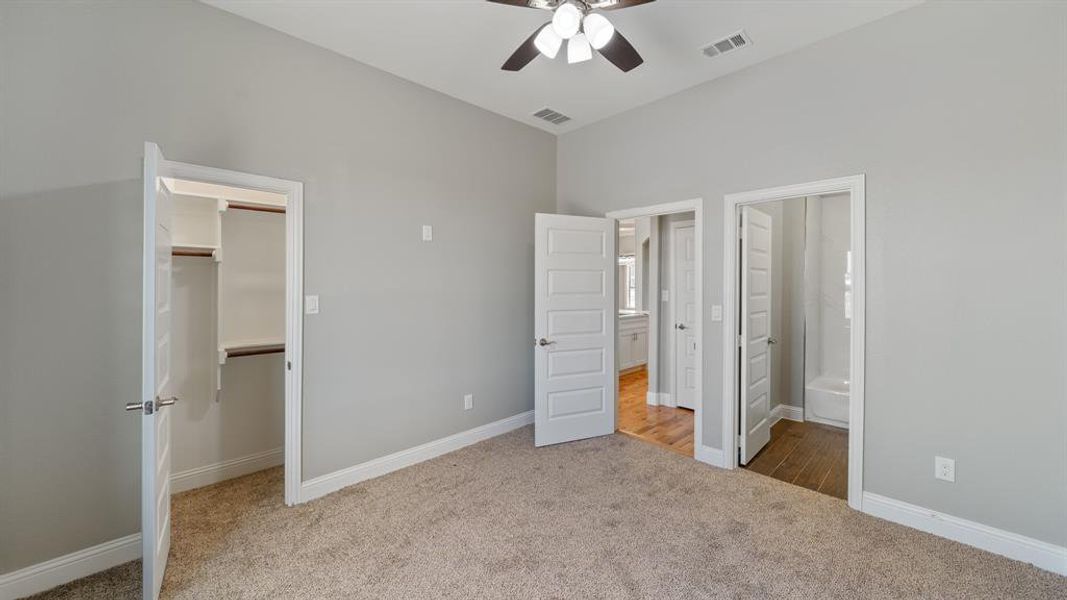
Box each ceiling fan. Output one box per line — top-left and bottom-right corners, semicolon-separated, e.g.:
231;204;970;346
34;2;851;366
489;0;655;72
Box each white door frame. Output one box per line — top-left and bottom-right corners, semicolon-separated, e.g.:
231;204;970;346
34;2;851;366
722;175;865;510
607;198;712;465
668;218;696;410
156;150;305;506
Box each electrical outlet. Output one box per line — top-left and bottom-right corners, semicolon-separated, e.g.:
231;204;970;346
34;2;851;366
422;225;433;242
305;295;319;315
661;289;669;302
463;394;473;411
935;456;955;482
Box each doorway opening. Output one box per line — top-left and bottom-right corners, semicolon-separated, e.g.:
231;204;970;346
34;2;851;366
608;200;706;460
722;176;865;509
139;143;304;600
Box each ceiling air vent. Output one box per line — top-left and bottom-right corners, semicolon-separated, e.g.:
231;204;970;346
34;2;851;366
533;108;572;125
702;30;752;58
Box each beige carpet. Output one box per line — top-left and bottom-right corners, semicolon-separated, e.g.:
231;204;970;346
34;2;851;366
27;427;1064;599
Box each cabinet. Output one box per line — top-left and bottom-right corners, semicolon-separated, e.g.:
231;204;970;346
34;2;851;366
618;314;649;371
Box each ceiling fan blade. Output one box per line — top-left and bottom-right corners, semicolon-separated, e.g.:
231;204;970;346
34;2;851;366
486;0;552;9
598;30;644;72
594;0;656;10
502;24;548;71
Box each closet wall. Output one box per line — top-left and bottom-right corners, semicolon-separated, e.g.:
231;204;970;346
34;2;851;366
170;194;286;489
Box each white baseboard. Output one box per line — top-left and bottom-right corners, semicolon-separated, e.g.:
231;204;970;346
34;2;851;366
657;393;675;408
862;492;1067;576
770;404;804;425
300;411;534;503
645;392;671;407
695;445;727;468
0;534;141;600
171;447;284;494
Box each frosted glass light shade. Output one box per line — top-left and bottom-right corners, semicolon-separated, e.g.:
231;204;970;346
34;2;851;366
534;25;563;59
551;2;582;40
567;33;592;64
583;13;615;49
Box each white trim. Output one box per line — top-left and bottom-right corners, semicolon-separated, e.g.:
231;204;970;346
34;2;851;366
695;445;726;468
722;175;866;510
0;534;141;600
301;411;534;503
160;154;305;507
770;403;804;425
608;199;704;462
646;391;671;407
862;492;1067;576
170;448;284;494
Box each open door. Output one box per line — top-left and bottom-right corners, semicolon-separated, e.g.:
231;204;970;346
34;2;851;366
739;206;773;464
129;142;177;600
671;222;697;410
534;214;616;446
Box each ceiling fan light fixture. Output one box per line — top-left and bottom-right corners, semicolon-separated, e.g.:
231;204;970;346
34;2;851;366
583;13;615;50
551;2;582;39
567;33;593;64
534;25;563;59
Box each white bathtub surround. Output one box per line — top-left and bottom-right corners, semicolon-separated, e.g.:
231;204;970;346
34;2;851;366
803;193;852;428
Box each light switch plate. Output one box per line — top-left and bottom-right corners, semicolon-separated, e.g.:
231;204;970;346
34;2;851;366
422;225;433;242
711;305;723;321
463;394;473;411
305;295;319;315
661;289;669;302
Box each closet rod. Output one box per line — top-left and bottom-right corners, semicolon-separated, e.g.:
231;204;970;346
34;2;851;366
228;201;286;214
173;248;214;257
227;343;285;358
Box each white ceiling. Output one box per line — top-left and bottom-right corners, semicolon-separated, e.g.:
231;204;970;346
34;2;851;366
203;0;920;135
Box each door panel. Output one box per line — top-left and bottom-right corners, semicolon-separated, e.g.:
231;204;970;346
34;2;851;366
534;214;616;447
672;223;697;409
142;143;174;600
740;206;773;464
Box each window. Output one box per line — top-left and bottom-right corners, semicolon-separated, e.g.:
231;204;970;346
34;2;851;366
618;256;636;310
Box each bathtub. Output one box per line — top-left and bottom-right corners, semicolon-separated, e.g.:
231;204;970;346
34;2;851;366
804;376;849;429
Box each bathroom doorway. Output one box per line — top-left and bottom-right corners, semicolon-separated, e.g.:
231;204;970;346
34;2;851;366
721;176;865;509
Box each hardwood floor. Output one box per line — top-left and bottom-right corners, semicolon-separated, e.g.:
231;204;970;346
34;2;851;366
617;368;694;457
743;418;848;500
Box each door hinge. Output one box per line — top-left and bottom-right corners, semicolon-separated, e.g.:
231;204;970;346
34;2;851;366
287;361;292;371
737;334;743;347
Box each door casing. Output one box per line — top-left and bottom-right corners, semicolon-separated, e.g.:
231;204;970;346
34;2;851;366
606;199;710;465
721;175;866;511
151;144;306;506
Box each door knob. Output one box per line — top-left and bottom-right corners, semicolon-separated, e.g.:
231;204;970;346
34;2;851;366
675;323;687;330
157;396;179;407
537;338;555;347
125;402;146;412
767;337;778;345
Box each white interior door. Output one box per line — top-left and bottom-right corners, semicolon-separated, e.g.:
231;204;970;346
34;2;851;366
140;142;176;600
740;206;773;464
672;223;697;410
534;214;616;446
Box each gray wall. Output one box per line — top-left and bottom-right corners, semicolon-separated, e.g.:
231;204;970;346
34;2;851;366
558;1;1066;547
0;0;554;574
